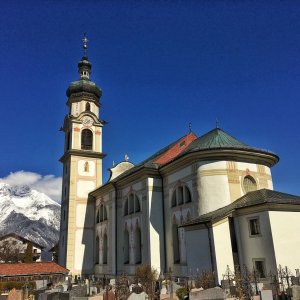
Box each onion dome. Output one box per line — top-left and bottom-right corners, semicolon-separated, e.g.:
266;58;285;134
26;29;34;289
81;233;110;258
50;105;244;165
66;34;102;99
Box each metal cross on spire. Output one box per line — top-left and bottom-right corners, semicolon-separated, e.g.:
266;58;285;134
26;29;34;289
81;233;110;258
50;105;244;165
189;122;192;133
216;118;220;129
82;33;88;56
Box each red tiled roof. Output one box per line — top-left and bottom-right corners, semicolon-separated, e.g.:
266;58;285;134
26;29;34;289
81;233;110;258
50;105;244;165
154;132;197;165
0;262;69;276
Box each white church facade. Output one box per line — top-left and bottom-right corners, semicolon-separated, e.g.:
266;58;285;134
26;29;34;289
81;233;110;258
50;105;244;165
59;40;300;283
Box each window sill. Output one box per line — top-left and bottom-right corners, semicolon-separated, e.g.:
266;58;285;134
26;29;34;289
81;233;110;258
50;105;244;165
249;234;262;238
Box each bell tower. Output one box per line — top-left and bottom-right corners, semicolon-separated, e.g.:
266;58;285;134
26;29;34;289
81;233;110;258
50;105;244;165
59;35;105;275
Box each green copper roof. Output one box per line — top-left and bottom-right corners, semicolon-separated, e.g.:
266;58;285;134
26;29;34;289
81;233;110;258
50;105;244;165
66;79;102;98
184;128;262;152
194;128;248;148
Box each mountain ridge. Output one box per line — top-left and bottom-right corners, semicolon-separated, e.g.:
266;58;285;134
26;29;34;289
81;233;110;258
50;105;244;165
0;183;60;249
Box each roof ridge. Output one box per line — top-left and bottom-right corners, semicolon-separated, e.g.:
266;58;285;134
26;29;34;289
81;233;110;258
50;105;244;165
182;189;300;227
107;131;196;183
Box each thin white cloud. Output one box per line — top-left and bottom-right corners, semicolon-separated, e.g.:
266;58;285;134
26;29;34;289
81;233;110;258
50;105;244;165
0;171;62;203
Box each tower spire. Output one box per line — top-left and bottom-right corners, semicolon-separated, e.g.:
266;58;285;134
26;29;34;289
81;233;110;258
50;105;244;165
78;34;91;80
82;33;88;57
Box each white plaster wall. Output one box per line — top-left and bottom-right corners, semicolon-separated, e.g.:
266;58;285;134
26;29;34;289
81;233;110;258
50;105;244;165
236;162;258;172
148;177;164;273
168;166;192;184
95;106;99;117
76;203;94;227
234;212;277;274
96;127;102;153
198;161;227;171
78;160;95;176
197;161;231;215
269;211;300;270
72;102;80;116
267;180;273;190
185;228;212;273
122;182;143;197
74;229;94;271
212;220;234;284
198;174;231;214
77;180;95;198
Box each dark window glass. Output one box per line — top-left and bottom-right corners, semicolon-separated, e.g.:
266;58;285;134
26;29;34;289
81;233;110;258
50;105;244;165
249;218;260;235
255;260;266;278
81;129;93;150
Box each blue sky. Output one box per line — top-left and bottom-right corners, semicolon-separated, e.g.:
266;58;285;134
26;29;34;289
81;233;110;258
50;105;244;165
0;0;300;198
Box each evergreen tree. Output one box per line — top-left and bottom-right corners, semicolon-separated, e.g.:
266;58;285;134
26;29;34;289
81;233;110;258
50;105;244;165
24;242;33;263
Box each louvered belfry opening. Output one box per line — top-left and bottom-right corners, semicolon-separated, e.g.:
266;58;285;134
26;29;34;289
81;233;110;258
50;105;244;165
81;129;93;150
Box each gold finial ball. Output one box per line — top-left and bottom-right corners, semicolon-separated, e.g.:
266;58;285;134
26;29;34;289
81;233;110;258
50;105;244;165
82;34;88;49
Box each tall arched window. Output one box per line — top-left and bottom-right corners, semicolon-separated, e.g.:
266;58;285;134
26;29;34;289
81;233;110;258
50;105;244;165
124;193;141;216
171;185;192;207
96;210;100;223
172;224;180;264
135;227;142;264
124;199;128;216
81;129;93;150
98;204;107;222
85;102;91;111
243;176;257;193
124;229;130;264
95;236;100;264
103;233;108;264
129;194;134;214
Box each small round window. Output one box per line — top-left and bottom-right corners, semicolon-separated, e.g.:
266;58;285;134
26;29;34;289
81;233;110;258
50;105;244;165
243;175;257;193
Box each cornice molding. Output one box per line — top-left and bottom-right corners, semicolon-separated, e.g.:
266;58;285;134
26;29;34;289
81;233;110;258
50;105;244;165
59;150;106;162
159;149;278;175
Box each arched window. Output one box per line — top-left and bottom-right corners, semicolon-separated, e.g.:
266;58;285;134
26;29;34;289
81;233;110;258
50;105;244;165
95;236;100;264
185;187;191;203
103;233;108;264
171;185;192;207
85;102;90;111
172;224;180;264
129;194;134;214
81;129;93;150
103;206;107;220
178;186;184;205
124;193;141;216
135;227;142;264
100;207;103;222
135;196;140;213
98;204;107;222
84;161;89;172
124;199;128;216
124;229;130;264
96;210;100;223
243;176;257;193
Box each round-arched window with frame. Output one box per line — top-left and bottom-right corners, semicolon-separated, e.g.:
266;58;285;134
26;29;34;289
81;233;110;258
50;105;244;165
243;175;257;193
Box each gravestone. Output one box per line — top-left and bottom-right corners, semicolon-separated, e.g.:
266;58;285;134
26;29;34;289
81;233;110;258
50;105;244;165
89;287;97;295
260;290;272;300
128;292;147;300
7;289;22;300
292;285;300;300
292;277;300;286
190;287;226;300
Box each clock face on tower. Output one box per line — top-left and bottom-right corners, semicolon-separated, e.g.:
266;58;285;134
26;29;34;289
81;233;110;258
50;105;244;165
82;116;93;127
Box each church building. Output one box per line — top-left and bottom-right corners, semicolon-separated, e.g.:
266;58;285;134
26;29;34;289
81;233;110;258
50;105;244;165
59;38;300;283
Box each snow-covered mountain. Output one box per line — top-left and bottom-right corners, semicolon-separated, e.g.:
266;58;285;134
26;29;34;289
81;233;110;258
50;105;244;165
0;183;60;249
